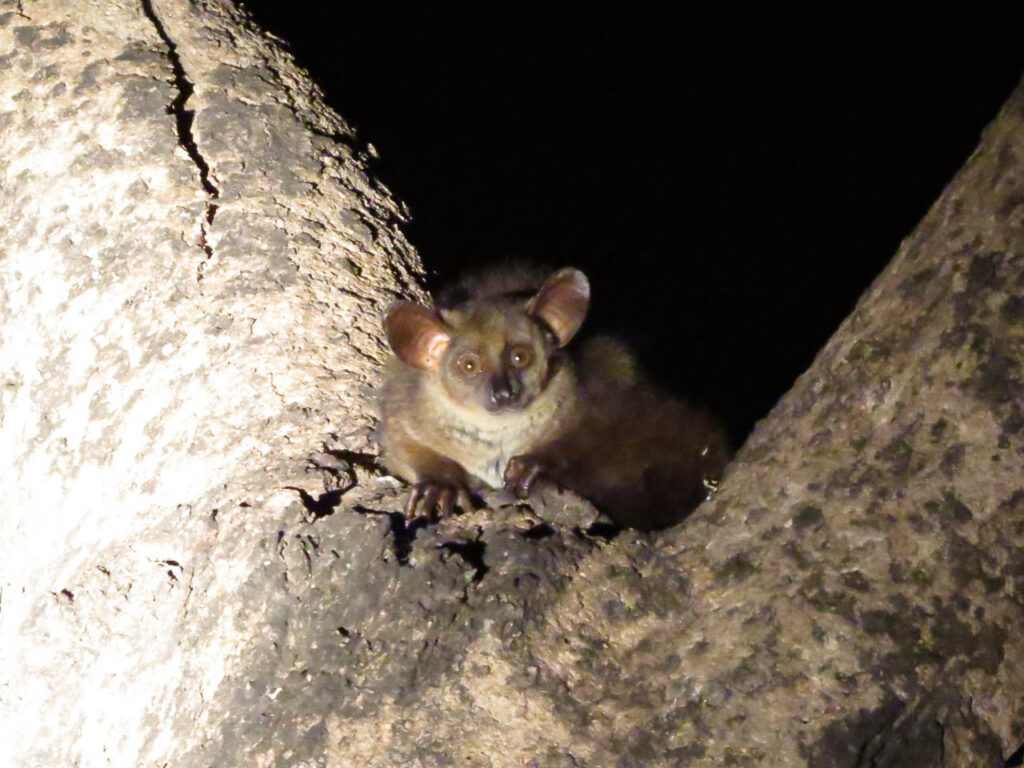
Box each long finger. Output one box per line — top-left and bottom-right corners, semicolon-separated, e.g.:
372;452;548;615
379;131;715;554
406;484;424;516
437;487;454;519
421;485;441;520
520;463;544;496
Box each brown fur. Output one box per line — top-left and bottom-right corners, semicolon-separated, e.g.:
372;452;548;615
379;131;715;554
379;266;728;530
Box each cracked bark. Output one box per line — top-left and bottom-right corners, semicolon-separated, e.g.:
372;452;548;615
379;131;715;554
138;0;220;276
1;1;1023;767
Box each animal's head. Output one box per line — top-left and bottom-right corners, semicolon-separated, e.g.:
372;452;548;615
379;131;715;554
385;267;589;413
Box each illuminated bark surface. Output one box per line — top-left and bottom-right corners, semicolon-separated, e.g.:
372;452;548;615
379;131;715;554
1;1;1023;766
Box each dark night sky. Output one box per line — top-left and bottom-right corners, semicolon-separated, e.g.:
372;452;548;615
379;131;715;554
239;2;1024;444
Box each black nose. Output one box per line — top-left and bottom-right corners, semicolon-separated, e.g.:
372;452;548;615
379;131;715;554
489;374;522;408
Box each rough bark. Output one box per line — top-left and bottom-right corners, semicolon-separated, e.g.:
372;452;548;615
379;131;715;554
0;0;421;764
2;1;1023;767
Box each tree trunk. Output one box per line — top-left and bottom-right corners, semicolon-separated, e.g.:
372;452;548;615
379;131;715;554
2;1;1023;766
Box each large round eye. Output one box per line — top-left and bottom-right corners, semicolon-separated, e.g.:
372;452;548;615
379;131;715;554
508;344;534;369
456;352;482;377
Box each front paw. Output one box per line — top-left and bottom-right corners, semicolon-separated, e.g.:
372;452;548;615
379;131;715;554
406;480;474;520
503;455;546;499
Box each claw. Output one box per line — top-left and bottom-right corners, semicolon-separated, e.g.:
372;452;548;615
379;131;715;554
406;480;474;520
504;456;546;498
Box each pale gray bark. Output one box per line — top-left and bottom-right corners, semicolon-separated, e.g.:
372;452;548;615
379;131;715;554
1;1;1023;767
0;0;421;765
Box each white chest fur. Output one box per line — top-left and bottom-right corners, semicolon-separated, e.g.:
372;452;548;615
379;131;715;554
414;368;577;488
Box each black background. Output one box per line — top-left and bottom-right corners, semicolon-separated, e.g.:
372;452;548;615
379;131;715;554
239;2;1023;445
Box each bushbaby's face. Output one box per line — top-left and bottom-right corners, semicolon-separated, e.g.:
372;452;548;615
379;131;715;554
383;267;588;416
438;302;555;414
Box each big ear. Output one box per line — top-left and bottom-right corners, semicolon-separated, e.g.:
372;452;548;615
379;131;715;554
385;302;451;370
526;267;590;346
